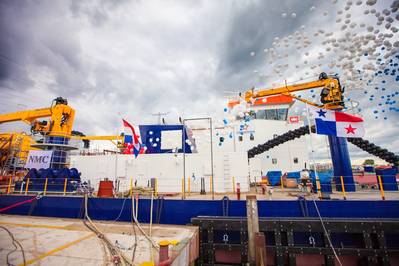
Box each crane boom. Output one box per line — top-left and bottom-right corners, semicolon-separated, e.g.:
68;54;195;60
0;108;52;124
70;135;123;141
0;97;75;137
243;73;344;110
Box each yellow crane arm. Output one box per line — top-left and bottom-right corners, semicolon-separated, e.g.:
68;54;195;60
0;108;52;124
70;135;123;141
0;97;75;137
243;73;344;110
70;135;124;148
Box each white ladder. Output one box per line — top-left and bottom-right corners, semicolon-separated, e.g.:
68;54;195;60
222;154;232;192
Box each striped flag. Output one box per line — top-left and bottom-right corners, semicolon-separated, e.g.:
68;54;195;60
310;108;365;138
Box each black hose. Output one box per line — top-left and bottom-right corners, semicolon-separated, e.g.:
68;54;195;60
247;125;399;165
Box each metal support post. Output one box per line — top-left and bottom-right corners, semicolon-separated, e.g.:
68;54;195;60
246;195;259;265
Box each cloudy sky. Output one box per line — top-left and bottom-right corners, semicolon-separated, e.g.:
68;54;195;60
0;0;398;163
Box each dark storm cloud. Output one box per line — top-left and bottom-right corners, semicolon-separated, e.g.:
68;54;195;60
213;0;319;94
0;1;89;95
0;0;397;159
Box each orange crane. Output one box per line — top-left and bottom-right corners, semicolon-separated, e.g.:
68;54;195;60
241;72;345;110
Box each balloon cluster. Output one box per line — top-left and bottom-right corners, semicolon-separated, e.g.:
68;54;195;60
219;102;254;146
248;0;399;120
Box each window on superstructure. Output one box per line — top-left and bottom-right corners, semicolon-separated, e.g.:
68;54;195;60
294;157;298;164
255;108;288;121
272;158;277;164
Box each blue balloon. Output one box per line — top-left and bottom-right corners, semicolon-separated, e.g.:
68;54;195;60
223;108;228;112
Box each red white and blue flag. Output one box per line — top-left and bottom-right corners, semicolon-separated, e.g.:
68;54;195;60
122;119;143;157
310;108;365;138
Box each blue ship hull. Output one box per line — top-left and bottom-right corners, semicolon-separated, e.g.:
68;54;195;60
1;195;398;225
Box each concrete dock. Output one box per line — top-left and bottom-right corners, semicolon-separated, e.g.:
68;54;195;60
0;215;198;266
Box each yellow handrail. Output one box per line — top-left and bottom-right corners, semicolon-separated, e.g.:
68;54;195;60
7;177;12;194
43;178;48;195
63;178;67;195
377;175;385;200
340;176;347;200
25;178;30;195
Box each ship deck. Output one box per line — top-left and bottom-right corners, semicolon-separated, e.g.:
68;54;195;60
0;215;199;266
162;187;399;200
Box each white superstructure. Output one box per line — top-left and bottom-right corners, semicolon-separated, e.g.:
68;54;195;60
70;97;309;193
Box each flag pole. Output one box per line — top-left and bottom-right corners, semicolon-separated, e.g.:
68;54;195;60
304;103;320;182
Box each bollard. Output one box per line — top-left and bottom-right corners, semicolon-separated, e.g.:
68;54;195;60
43;178;48;195
7;177;12;194
236;183;241;200
200;177;206;195
280;175;284;190
232;176;236;193
63;178;68;196
377;175;385;200
159;240;170;263
315;177;322;199
209;176;213;193
25;178;30;195
340;176;347;200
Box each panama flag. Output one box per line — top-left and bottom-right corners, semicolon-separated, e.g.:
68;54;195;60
122;119;142;157
310;108;365;138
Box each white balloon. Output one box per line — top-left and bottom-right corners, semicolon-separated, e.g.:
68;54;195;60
382;9;390;16
291;12;297;18
250;51;255;56
281;12;287;18
310;6;316;11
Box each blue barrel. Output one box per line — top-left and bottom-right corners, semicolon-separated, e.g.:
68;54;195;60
266;171;282;186
364;166;375;173
375;167;398;191
25;168;39;180
70;168;81;181
311;171;333;193
287;171;301;181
